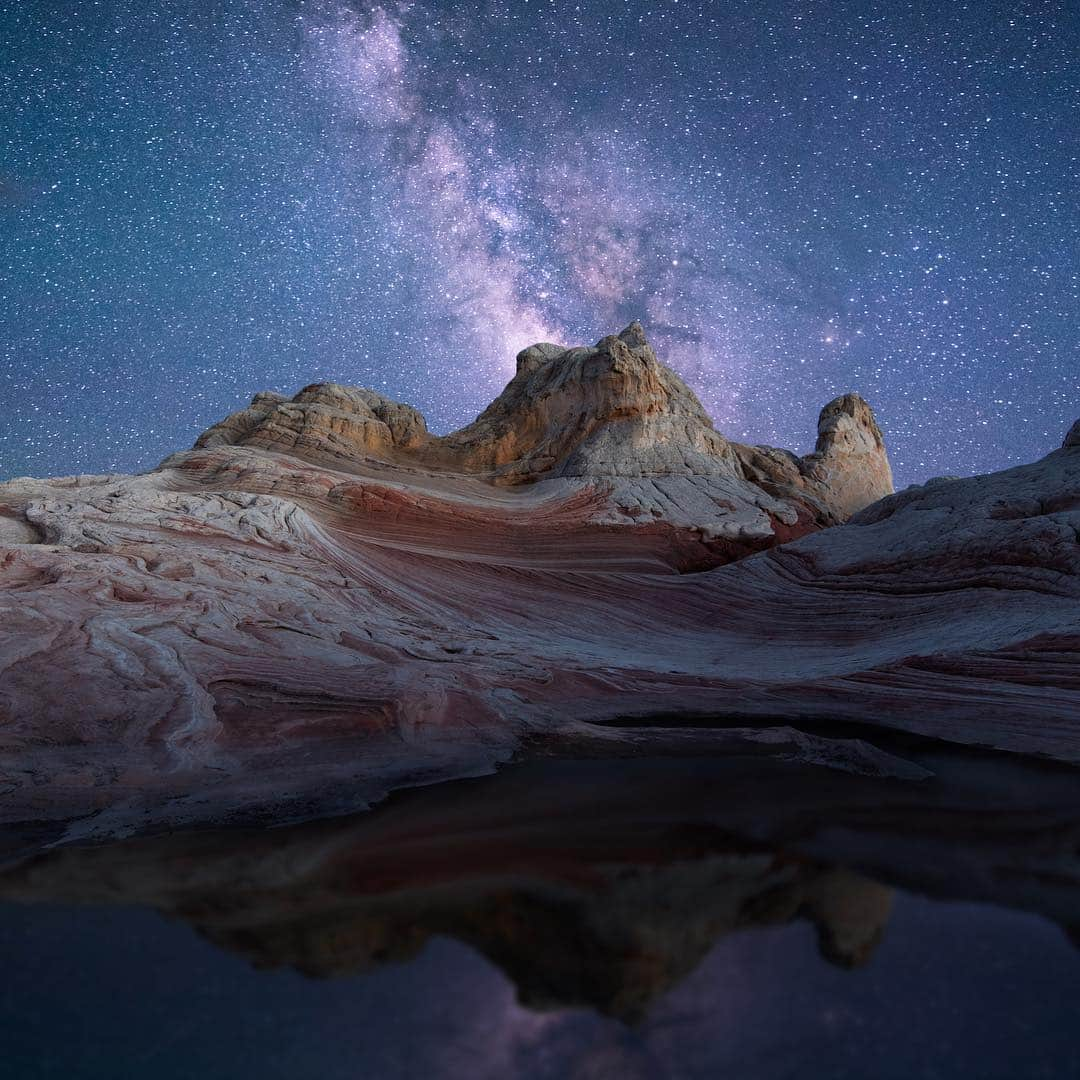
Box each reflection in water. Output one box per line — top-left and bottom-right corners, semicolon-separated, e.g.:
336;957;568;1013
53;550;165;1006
4;894;1077;1080
1;751;1079;1076
178;857;890;1021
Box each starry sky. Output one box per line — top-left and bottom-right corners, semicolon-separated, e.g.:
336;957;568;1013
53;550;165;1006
2;1;1077;488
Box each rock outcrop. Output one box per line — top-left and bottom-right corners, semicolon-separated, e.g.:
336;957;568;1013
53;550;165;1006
798;393;894;519
188;322;893;559
0;322;1076;839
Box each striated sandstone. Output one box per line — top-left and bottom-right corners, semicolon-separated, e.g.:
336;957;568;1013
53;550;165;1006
192;323;892;550
0;324;1076;838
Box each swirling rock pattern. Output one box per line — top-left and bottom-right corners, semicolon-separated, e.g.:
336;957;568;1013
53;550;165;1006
0;324;1076;838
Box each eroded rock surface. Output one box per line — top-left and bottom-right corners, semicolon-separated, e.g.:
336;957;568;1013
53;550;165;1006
0;323;1076;838
188;322;892;550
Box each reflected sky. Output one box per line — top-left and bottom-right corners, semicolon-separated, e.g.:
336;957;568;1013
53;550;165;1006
1;892;1077;1079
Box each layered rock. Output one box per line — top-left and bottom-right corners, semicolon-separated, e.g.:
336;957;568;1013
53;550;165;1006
797;393;894;519
188;322;893;558
196;385;429;459
0;323;1076;839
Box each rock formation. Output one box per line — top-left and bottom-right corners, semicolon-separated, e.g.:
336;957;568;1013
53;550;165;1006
189;321;893;554
0;322;1077;840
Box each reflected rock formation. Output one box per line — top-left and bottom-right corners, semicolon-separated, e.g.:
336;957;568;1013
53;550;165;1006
1;750;1077;1020
0;841;892;1022
0;322;1077;842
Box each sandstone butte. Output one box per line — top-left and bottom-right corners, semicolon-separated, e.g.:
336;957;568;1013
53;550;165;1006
0;321;1078;841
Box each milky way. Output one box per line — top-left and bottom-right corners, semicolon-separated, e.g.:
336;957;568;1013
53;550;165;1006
1;1;1077;486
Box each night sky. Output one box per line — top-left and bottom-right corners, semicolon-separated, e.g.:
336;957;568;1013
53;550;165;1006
2;1;1077;488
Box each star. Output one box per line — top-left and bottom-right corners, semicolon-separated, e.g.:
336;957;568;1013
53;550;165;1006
0;1;1075;489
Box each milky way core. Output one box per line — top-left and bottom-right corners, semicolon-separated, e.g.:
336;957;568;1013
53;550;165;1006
2;1;1077;486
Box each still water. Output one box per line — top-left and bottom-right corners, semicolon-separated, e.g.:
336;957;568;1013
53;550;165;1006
0;891;1077;1079
1;753;1078;1078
